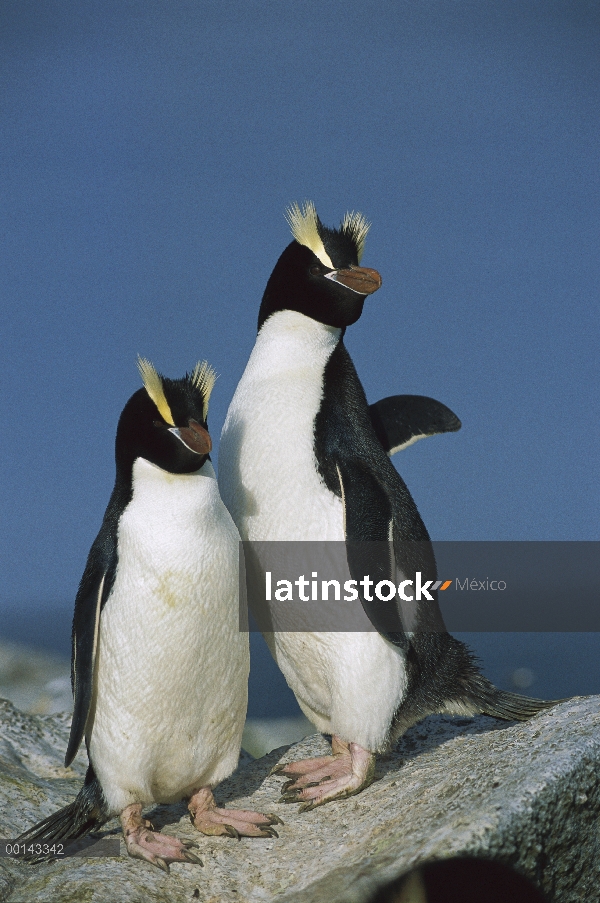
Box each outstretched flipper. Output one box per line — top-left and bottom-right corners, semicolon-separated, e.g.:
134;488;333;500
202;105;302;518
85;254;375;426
369;394;461;456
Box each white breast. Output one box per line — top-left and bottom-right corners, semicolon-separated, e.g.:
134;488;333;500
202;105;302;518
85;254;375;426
219;311;408;753
219;310;344;541
89;459;247;813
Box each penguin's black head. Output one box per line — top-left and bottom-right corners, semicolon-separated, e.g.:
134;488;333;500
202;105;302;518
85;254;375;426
257;201;382;331
115;358;217;476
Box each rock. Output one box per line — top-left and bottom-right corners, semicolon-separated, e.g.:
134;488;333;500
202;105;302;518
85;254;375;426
0;641;72;716
0;696;599;902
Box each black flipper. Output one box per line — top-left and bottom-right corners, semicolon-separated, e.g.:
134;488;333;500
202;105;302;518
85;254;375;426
369;395;461;456
65;547;117;767
15;765;109;861
335;459;443;649
65;570;106;767
64;477;129;768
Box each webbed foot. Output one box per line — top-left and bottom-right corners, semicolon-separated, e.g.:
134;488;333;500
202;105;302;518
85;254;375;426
272;735;375;810
188;786;282;838
120;804;203;873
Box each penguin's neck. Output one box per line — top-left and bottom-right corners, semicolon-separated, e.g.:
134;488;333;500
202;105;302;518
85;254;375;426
129;457;218;513
249;310;341;379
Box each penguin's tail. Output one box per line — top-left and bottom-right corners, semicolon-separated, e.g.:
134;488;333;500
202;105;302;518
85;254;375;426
457;671;565;722
16;765;110;861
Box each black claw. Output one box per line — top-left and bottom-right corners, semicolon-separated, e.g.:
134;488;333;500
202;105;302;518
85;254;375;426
182;840;201;850
279;791;300;802
261;826;279;838
154;857;170;874
298;801;316;814
267;813;284;825
269;763;288;776
183;851;204;866
223;824;241;840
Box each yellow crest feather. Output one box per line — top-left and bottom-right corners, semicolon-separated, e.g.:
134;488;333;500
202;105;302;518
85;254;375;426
341;210;371;263
136;356;175;426
285;201;334;268
190;360;218;420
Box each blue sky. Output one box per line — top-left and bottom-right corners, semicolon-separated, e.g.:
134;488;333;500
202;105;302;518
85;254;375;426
1;2;599;703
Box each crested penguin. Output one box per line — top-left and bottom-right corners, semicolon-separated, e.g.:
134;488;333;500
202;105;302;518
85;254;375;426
17;358;280;871
218;202;559;810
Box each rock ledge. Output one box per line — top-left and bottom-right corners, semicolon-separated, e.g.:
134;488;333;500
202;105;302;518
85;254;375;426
1;696;599;902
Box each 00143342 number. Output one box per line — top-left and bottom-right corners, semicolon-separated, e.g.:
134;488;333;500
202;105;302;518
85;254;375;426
1;841;64;857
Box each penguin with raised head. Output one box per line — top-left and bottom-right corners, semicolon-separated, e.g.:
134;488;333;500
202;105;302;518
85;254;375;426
17;358;280;870
218;201;558;810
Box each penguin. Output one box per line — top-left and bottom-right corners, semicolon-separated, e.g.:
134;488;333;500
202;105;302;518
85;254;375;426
218;201;559;810
17;357;280;871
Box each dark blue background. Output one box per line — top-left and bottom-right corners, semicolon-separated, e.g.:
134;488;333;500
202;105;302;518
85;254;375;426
1;2;599;714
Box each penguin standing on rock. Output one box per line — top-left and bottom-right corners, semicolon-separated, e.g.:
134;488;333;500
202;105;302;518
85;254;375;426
218;201;559;810
17;358;280;871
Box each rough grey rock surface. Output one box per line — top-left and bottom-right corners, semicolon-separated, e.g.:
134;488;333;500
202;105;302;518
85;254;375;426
0;696;599;902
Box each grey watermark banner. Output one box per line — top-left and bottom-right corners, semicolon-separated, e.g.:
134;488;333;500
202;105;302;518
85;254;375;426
239;541;599;632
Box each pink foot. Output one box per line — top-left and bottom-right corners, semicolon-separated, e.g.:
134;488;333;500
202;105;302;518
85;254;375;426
120;804;203;873
272;736;376;811
188;786;283;839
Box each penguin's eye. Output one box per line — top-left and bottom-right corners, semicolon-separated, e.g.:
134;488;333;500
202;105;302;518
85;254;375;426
309;264;326;276
153;420;167;429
